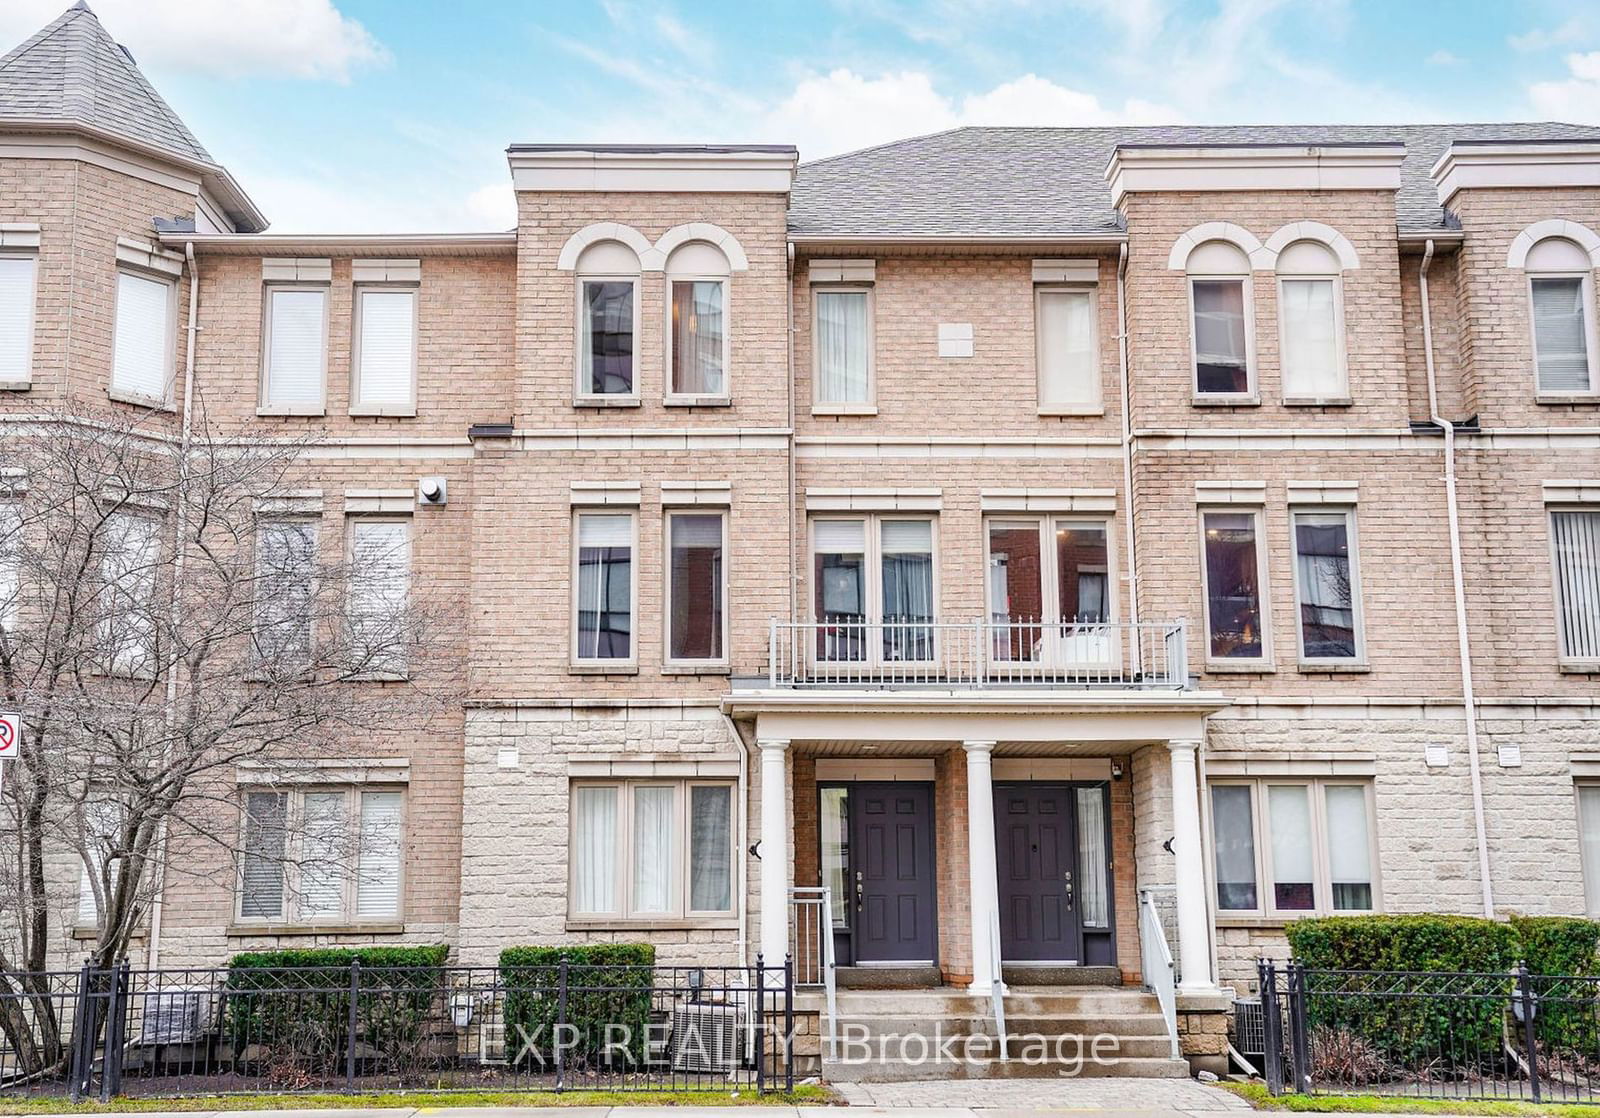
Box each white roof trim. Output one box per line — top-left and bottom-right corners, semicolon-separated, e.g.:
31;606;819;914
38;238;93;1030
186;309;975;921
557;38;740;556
1432;141;1600;206
1505;219;1600;269
1260;221;1361;270
1167;221;1270;271
116;236;183;277
165;232;516;256
655;222;750;272
1544;479;1600;504
556;222;655;271
508;147;796;194
1109;143;1406;208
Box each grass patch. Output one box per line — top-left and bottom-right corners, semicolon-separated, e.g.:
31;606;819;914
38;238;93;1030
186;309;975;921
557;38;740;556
0;1085;835;1113
1221;1080;1600;1117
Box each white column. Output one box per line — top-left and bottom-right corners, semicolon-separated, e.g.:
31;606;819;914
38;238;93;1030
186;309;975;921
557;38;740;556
964;740;1001;995
758;738;791;972
1168;739;1217;994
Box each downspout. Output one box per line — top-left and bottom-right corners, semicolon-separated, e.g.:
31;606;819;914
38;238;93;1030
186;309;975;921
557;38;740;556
787;242;798;625
146;240;201;968
722;713;751;966
1418;239;1495;918
1117;244;1140;630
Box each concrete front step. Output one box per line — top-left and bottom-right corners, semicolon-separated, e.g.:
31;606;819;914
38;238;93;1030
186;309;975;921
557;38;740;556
832;1012;1174;1037
826;990;1162;1018
823;1054;1191;1082
831;1025;1178;1059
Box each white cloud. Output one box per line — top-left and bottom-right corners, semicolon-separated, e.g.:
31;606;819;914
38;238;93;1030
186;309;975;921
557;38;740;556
1510;18;1589;53
1426;49;1463;66
1529;51;1600;121
0;0;388;82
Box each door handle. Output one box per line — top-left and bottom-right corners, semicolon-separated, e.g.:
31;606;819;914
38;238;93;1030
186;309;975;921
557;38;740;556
855;870;864;912
1064;869;1074;909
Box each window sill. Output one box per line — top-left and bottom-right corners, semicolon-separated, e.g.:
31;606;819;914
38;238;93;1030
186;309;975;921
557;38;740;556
1192;394;1260;408
349;406;417;418
257;405;327;418
1298;660;1371;674
108;388;173;412
1283;396;1353;407
1536;393;1600;405
565;917;737;932
1217;913;1372;930
0;380;31;392
226;922;405;937
1204;660;1276;675
661;663;732;676
348;671;411;683
1038;405;1105;417
663;395;732;408
1560;661;1600;675
812;403;877;417
72;926;146;941
574;396;642;408
568;661;639;676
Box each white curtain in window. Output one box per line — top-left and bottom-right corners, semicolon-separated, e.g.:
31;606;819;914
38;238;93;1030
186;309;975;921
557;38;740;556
100;513;159;674
1267;784;1314;910
112;271;170;400
265;288;326;406
632;785;675;914
1532;277;1592;392
356;289;415;407
1075;786;1109;929
1554;510;1600;661
357;790;403;918
1280;278;1342;398
300;791;347;920
0;256;36;384
1037;289;1097;408
1581;785;1600;916
240;791;287;919
572;786;618;913
1324;785;1373;911
1211;786;1258;911
816;290;869;403
672;281;725;394
689;785;731;911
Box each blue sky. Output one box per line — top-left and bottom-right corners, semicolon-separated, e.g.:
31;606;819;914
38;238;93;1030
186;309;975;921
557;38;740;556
5;0;1600;232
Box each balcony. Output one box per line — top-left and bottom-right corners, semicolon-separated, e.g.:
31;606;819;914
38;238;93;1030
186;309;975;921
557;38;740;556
759;618;1191;690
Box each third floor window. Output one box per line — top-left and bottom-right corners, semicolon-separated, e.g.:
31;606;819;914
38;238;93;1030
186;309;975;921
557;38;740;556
1526;236;1599;396
813;287;872;406
261;285;328;413
1187;240;1254;398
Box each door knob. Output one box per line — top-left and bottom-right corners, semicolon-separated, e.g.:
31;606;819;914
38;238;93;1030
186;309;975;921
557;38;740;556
1064;869;1074;909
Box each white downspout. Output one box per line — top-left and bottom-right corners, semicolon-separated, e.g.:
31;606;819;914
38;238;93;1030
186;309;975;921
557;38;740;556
1418;239;1495;918
146;241;201;969
1116;244;1140;631
723;711;751;967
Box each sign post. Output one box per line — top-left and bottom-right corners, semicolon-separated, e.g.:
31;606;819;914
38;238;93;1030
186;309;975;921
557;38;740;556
0;710;18;801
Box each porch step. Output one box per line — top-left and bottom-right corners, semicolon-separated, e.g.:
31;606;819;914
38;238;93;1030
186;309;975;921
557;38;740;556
828;986;1160;1018
1001;964;1121;986
833;1012;1174;1038
825;1054;1190;1082
835;965;943;989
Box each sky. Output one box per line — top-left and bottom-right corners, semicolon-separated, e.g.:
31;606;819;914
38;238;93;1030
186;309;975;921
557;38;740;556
4;0;1600;233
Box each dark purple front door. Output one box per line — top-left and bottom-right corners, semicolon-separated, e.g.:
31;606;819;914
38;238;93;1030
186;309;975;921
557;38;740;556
850;782;937;964
995;783;1081;963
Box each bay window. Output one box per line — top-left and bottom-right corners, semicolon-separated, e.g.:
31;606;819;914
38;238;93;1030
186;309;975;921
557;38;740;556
569;780;734;920
1210;779;1378;917
1525;237;1598;395
261;285;328;413
986;517;1114;665
111;270;174;404
573;511;634;664
1292;508;1364;662
1200;508;1269;664
237;786;404;925
812;515;935;663
1552;508;1600;665
1036;286;1099;412
814;287;872;406
575;239;639;399
1276;240;1346;401
666;511;726;665
1187;241;1254;398
352;286;417;414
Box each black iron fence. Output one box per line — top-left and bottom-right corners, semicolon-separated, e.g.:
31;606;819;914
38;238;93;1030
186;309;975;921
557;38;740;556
1258;959;1600;1103
0;958;795;1100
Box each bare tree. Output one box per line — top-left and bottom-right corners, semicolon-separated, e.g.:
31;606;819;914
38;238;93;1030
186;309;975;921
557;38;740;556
0;405;458;1075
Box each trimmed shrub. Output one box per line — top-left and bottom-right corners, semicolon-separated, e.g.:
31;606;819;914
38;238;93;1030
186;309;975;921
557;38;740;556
1509;915;1600;1054
1286;914;1519;973
498;944;655;1069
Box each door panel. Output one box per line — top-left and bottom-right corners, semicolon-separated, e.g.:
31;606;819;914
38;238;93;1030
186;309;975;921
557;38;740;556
995;783;1081;963
851;782;937;963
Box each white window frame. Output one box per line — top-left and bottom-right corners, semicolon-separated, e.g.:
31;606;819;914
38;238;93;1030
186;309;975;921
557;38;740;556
0;250;38;390
98;508;162;679
1579;781;1600;917
346;515;412;680
1197;505;1274;670
350;283;418;417
1209;778;1380;919
259;282;329;417
1549;505;1600;670
1289;505;1366;667
574;273;641;405
108;267;177;408
809;513;940;668
982;514;1118;670
233;784;407;927
253;517;318;673
663;509;729;670
1275;265;1348;404
1187;270;1257;403
664;275;731;405
811;284;876;413
566;778;736;922
570;508;638;670
1526;259;1600;400
1034;284;1102;415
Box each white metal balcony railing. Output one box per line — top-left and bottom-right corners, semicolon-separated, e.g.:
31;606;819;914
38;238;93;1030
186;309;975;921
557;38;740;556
765;617;1190;689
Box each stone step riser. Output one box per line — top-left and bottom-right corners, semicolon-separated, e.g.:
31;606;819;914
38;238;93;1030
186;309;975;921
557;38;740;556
832;1014;1172;1036
829;996;1161;1017
826;1032;1179;1061
822;1055;1191;1082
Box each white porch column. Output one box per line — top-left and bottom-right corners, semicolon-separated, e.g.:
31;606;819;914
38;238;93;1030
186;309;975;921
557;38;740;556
1168;739;1217;994
758;738;791;970
964;740;1001;996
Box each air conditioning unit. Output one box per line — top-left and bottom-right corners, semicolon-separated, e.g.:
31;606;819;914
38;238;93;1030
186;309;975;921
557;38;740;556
1232;997;1266;1057
138;988;212;1045
670;1004;744;1073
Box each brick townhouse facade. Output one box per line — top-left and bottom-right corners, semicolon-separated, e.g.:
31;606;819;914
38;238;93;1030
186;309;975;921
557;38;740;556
4;3;1600;1069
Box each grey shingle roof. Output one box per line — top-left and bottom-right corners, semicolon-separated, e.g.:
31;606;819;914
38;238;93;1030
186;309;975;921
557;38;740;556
789;123;1600;238
0;1;213;167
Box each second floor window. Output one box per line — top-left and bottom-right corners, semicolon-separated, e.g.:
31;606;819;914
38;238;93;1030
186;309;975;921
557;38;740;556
0;253;37;385
254;519;316;670
1292;509;1363;662
262;286;327;412
814;288;872;405
1036;287;1099;411
666;511;726;665
348;518;411;676
1201;508;1268;664
99;511;159;676
986;517;1113;664
238;786;403;924
1188;240;1254;398
352;286;417;414
1553;508;1600;665
574;511;633;663
812;515;935;663
1526;236;1598;395
111;271;173;403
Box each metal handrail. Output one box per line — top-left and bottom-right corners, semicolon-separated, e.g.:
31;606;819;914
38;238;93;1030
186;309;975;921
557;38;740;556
787;887;838;1059
989;907;1008;1060
1139;888;1181;1060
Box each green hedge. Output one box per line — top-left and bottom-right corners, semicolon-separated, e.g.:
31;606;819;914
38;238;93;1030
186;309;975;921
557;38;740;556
1509;915;1600;1053
498;944;655;1069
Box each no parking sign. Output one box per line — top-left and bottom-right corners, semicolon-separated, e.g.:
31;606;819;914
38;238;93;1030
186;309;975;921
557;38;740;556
0;711;18;760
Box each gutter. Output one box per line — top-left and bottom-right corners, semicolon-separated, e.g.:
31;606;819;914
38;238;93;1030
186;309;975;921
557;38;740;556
160;232;517;256
1418;239;1495;918
721;714;753;966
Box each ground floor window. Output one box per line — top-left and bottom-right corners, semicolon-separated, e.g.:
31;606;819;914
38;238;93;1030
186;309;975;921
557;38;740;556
237;786;404;924
570;779;734;920
1580;783;1600;916
1210;778;1377;917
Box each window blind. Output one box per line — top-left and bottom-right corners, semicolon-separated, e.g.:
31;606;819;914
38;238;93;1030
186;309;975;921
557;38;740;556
815;290;869;403
1280;278;1342;397
1267;785;1315;911
1324;785;1373;910
265;288;326;407
1554;509;1600;661
671;280;725;394
1581;785;1600;916
357;790;402;918
689;785;732;912
577;513;632;549
1075;786;1109;928
1037;289;1097;408
350;520;410;671
0;256;36;383
1192;279;1249;393
300;791;347;920
240;791;287;919
1210;785;1258;910
813;519;865;552
880;519;932;552
572;785;618;913
631;785;675;914
356;289;415;408
255;520;316;668
111;271;170;400
1532;277;1592;392
0;502;20;629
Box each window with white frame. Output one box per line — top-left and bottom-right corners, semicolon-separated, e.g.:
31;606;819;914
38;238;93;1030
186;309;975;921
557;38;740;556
261;285;328;412
352;286;416;414
1526;237;1599;395
1552;508;1600;665
573;511;634;663
111;270;173;403
0;501;20;630
666;511;725;665
814;287;872;405
576;240;639;399
237;786;404;924
1210;779;1377;916
1036;287;1100;412
1201;508;1269;663
99;511;160;676
1277;240;1346;400
569;780;733;919
812;515;935;663
1292;508;1364;662
1188;241;1254;397
1580;783;1600;916
348;518;410;676
666;242;730;398
76;798;122;928
986;516;1114;664
0;253;37;385
254;519;316;671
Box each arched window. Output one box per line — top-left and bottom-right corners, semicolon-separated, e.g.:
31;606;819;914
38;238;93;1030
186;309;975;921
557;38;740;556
1524;236;1598;395
666;241;731;399
575;240;641;400
1276;240;1346;401
1188;240;1254;397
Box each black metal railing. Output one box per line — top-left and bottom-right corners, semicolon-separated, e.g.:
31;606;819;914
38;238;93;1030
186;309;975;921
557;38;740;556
1258;959;1600;1103
0;957;794;1100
